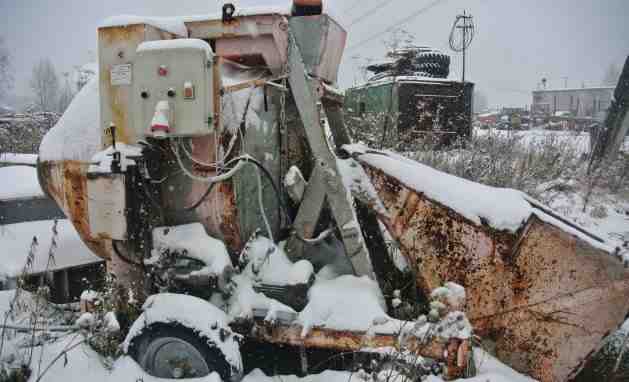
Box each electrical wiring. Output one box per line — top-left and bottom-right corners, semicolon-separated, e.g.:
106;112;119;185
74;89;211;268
256;163;274;241
172;140;247;183
177;152;292;227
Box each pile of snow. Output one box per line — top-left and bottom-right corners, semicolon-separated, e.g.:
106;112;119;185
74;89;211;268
337;157;389;218
88;143;142;173
0;219;102;278
228;273;297;322
100;6;293;38
137;38;212;58
39;78;101;162
344;143;531;232
344;143;617;255
100;15;188;37
474;128;592;156
122;293;242;371
80;289;100;302
431;282;466;311
151;223;232;277
240;236;313;286
0;166;44;200
228;237;299;321
298;274;388;334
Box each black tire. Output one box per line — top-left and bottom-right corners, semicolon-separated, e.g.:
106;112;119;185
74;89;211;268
415;52;451;67
128;323;237;381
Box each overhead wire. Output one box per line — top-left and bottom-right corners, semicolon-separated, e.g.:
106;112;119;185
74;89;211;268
346;0;452;52
347;0;395;28
341;0;364;14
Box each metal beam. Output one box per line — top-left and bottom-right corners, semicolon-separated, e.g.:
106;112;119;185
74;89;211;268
284;33;374;278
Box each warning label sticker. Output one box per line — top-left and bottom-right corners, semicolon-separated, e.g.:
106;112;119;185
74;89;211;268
111;64;132;86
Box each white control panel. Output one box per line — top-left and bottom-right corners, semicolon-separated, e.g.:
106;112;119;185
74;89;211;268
132;39;214;138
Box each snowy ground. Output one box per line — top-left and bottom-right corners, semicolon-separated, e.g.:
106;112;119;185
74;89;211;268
0;163;101;279
0;291;535;382
0;219;102;278
474;127;629;256
0;166;43;200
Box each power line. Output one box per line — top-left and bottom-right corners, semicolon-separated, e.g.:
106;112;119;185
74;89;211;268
346;0;452;52
347;0;395;28
341;0;365;14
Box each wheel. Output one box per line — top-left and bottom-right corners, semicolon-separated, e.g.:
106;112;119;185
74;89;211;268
128;323;238;380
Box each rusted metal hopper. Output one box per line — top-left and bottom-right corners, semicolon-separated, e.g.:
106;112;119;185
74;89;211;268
346;145;629;382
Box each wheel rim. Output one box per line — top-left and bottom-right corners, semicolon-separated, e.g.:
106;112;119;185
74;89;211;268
141;337;210;379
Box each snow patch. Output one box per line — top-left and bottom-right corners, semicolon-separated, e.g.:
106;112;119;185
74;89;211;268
0;219;102;278
337;157;389;218
151;223;232;276
430;282;466;311
298;275;389;334
0;153;37;166
80;289;100;302
0;166;44;200
137;38;211;57
88;143;142;173
228;274;297;321
39;78;101;162
345;144;531;232
100;15;188;37
76;312;95;328
240;236;313;286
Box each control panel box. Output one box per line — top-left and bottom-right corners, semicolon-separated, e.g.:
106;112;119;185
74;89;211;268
87;173;127;240
132;39;215;138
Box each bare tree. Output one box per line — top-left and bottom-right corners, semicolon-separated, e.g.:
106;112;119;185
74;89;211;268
29;58;59;112
0;36;13;101
57;72;74;113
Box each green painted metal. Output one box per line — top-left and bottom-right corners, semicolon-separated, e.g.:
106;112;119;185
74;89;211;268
345;82;397;132
234;88;282;241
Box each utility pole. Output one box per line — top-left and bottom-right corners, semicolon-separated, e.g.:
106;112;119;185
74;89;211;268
456;11;474;83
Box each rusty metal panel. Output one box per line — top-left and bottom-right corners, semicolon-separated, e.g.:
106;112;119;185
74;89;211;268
38;160;111;260
494;216;629;382
289;15;346;84
238;319;470;380
98;24;177;147
186;15;279;40
216;36;285;74
359;161;629;382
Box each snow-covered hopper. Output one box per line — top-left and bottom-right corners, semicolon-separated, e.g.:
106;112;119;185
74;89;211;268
35;1;628;381
347;146;629;381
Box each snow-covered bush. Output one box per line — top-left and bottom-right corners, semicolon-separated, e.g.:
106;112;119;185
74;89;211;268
0;112;59;154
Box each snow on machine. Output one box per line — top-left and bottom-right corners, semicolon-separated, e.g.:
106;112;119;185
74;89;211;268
36;1;629;381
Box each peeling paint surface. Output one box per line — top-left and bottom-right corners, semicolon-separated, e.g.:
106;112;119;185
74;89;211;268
360;160;629;382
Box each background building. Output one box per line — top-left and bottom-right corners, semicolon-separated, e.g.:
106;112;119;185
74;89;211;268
532;86;614;121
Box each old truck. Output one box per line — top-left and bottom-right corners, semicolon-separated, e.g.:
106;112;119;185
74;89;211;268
345;47;473;149
36;1;629;381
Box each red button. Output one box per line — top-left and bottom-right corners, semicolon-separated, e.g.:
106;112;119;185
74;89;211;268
158;66;168;76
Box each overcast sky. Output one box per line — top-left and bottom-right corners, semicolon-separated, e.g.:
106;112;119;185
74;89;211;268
1;0;628;107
